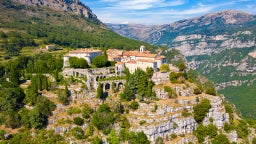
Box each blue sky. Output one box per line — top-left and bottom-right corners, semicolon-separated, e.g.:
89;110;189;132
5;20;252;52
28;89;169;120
83;0;256;24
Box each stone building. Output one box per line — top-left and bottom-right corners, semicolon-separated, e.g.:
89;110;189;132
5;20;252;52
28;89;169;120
111;45;167;73
63;49;102;67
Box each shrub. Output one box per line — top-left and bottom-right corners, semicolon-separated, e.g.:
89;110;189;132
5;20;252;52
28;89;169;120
193;98;211;123
70;127;85;139
82;103;93;119
156;137;163;144
207;124;217;138
194;124;208;143
73;117;84;126
130;101;139;110
211;134;230;144
67;107;81;115
91;104;115;133
236;120;249;138
224;122;235;132
0;130;6;140
173;122;178;129
171;134;177;139
252;138;256;144
139;120;146;125
181;109;191;117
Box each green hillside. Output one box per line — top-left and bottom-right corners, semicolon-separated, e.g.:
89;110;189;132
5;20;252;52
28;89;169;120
192;47;256;119
0;0;156;62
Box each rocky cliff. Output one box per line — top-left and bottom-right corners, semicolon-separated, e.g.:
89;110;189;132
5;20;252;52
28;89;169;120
12;0;96;18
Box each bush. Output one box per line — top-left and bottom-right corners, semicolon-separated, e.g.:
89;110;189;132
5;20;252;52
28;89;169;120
67;107;81;115
236;120;249;138
194;124;208;143
130;101;139;110
194;86;203;95
193;98;211;123
169;72;187;83
181;109;191;117
224;122;235;132
171;134;177;139
69;57;89;68
211;134;230;144
207;124;217;138
0;130;6;140
252;138;256;144
92;104;115;133
70;127;85;140
73;117;84;126
139;120;146;125
91;136;103;144
92;55;110;68
128;131;150;144
82;103;93;119
156;137;163;144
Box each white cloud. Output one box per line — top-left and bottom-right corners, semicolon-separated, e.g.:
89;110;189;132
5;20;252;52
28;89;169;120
84;0;256;24
102;0;184;10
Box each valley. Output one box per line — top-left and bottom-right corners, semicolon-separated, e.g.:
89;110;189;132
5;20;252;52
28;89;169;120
108;10;256;119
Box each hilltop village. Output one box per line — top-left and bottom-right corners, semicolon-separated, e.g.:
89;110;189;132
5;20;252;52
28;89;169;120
42;46;240;144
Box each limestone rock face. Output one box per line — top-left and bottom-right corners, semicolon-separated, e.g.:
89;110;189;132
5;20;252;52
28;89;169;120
128;95;232;142
12;0;96;18
203;96;229;129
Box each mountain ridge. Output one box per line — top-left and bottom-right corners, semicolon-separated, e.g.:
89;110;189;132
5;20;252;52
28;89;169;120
11;0;97;19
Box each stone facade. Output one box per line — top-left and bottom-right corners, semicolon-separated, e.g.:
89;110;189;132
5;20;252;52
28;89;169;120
63;49;102;67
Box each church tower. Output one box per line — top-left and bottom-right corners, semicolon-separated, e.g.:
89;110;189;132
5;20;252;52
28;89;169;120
140;45;146;53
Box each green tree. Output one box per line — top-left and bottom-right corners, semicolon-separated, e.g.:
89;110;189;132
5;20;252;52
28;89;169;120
3;110;20;128
92;55;110;68
146;67;154;78
58;85;69;104
0;87;25;111
194;124;208;143
29;108;45;129
9;64;20;85
211;134;230;144
70;127;85;139
252;138;256;144
82;103;93;119
207;124;217;138
19;108;31;128
107;130;120;144
177;62;186;72
69;57;89;69
193;99;211;123
156;137;164;144
130;101;139;110
92;104;115;134
0;130;6;140
96;83;103;99
128;131;150;144
73;117;84;126
160;64;170;73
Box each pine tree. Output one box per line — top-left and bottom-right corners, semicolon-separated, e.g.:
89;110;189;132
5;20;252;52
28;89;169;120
96;83;103;99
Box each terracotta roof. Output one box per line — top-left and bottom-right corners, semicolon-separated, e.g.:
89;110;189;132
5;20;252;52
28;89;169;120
123;51;157;58
155;56;166;60
136;59;156;63
116;62;124;65
126;60;137;64
69;49;102;54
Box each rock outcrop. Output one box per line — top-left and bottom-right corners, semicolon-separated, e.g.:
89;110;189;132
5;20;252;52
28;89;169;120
12;0;96;18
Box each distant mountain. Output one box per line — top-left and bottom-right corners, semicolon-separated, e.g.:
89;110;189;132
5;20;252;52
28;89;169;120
107;10;256;119
108;10;256;53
